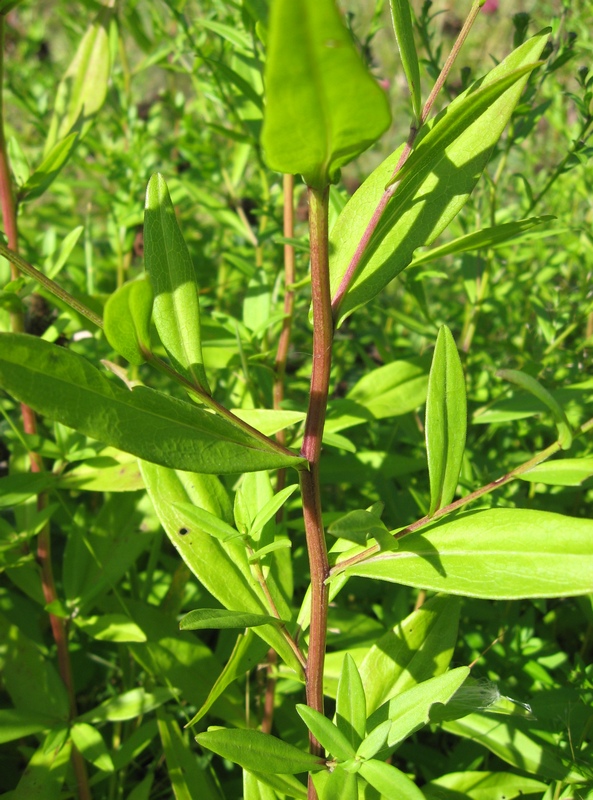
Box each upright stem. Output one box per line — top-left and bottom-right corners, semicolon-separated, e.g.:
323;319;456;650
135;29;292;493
0;18;90;799
300;187;332;774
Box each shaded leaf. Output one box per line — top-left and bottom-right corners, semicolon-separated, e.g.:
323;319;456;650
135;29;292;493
158;713;222;800
179;609;285;631
19;132;79;203
497;369;573;448
103;279;153;365
423;771;546;800
78;687;177;723
73;613;147;642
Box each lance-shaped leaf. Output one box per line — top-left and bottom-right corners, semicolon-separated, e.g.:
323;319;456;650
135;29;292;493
158;714;221;800
410;215;555;268
44;7;113;154
425;326;467;515
344;508;593;599
141;463;304;676
179;609;285;631
389;0;421;121
19;132;79;203
359;760;425;800
196;728;325;774
329;30;549;325
104;279;153;365
296;705;356;761
335;654;366;748
144;173;209;391
519;457;593;486
497;369;573;449
261;0;391;188
0;334;305;474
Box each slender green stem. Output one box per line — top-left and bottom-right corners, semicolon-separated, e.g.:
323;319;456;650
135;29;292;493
528;114;593;212
0;242;104;329
300;188;332;773
331;416;593;576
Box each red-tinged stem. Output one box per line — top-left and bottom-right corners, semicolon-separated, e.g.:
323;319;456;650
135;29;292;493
331;416;593;577
299;187;332;789
331;0;484;317
0;18;90;799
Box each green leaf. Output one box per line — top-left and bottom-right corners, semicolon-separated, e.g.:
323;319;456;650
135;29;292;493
388;64;541;191
328;509;392;548
0;472;57;508
141;463;303;676
71;722;114;772
172;502;240;541
442;714;587;783
78;688;177;723
0;1;25;13
158;713;222;800
179;609;285;631
0;708;58;744
231;408;305;436
389;0;422;120
519;457;593;486
426;325;467;515
261;0;391;188
356;719;391;760
410;215;555;268
358;759;425;800
347;356;431;419
296;705;356;760
187;631;269;727
103;279;153;365
73;613;147;642
335;653;366;749
196;728;326;774
423;771;547;800
329;31;549;325
246;770;308;799
312;768;358;800
358;595;460;715
345;508;593;599
10;737;71;800
0;334;305;474
250;484;298;535
144;173;209;391
19;132;79;203
497;369;573;449
368;667;470;747
44;8;113;153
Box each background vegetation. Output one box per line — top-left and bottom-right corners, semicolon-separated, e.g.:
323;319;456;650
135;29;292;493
0;1;592;798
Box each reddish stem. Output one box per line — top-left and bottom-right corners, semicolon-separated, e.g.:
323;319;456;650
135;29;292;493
300;187;332;790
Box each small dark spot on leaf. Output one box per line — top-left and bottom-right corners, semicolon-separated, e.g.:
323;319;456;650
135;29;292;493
179;527;189;535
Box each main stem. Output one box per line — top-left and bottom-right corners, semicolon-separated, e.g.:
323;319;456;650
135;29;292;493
300;187;332;776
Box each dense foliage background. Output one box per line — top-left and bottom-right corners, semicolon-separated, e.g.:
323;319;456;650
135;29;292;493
0;0;592;798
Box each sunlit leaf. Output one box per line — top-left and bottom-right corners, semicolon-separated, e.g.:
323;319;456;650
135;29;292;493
261;0;391;188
